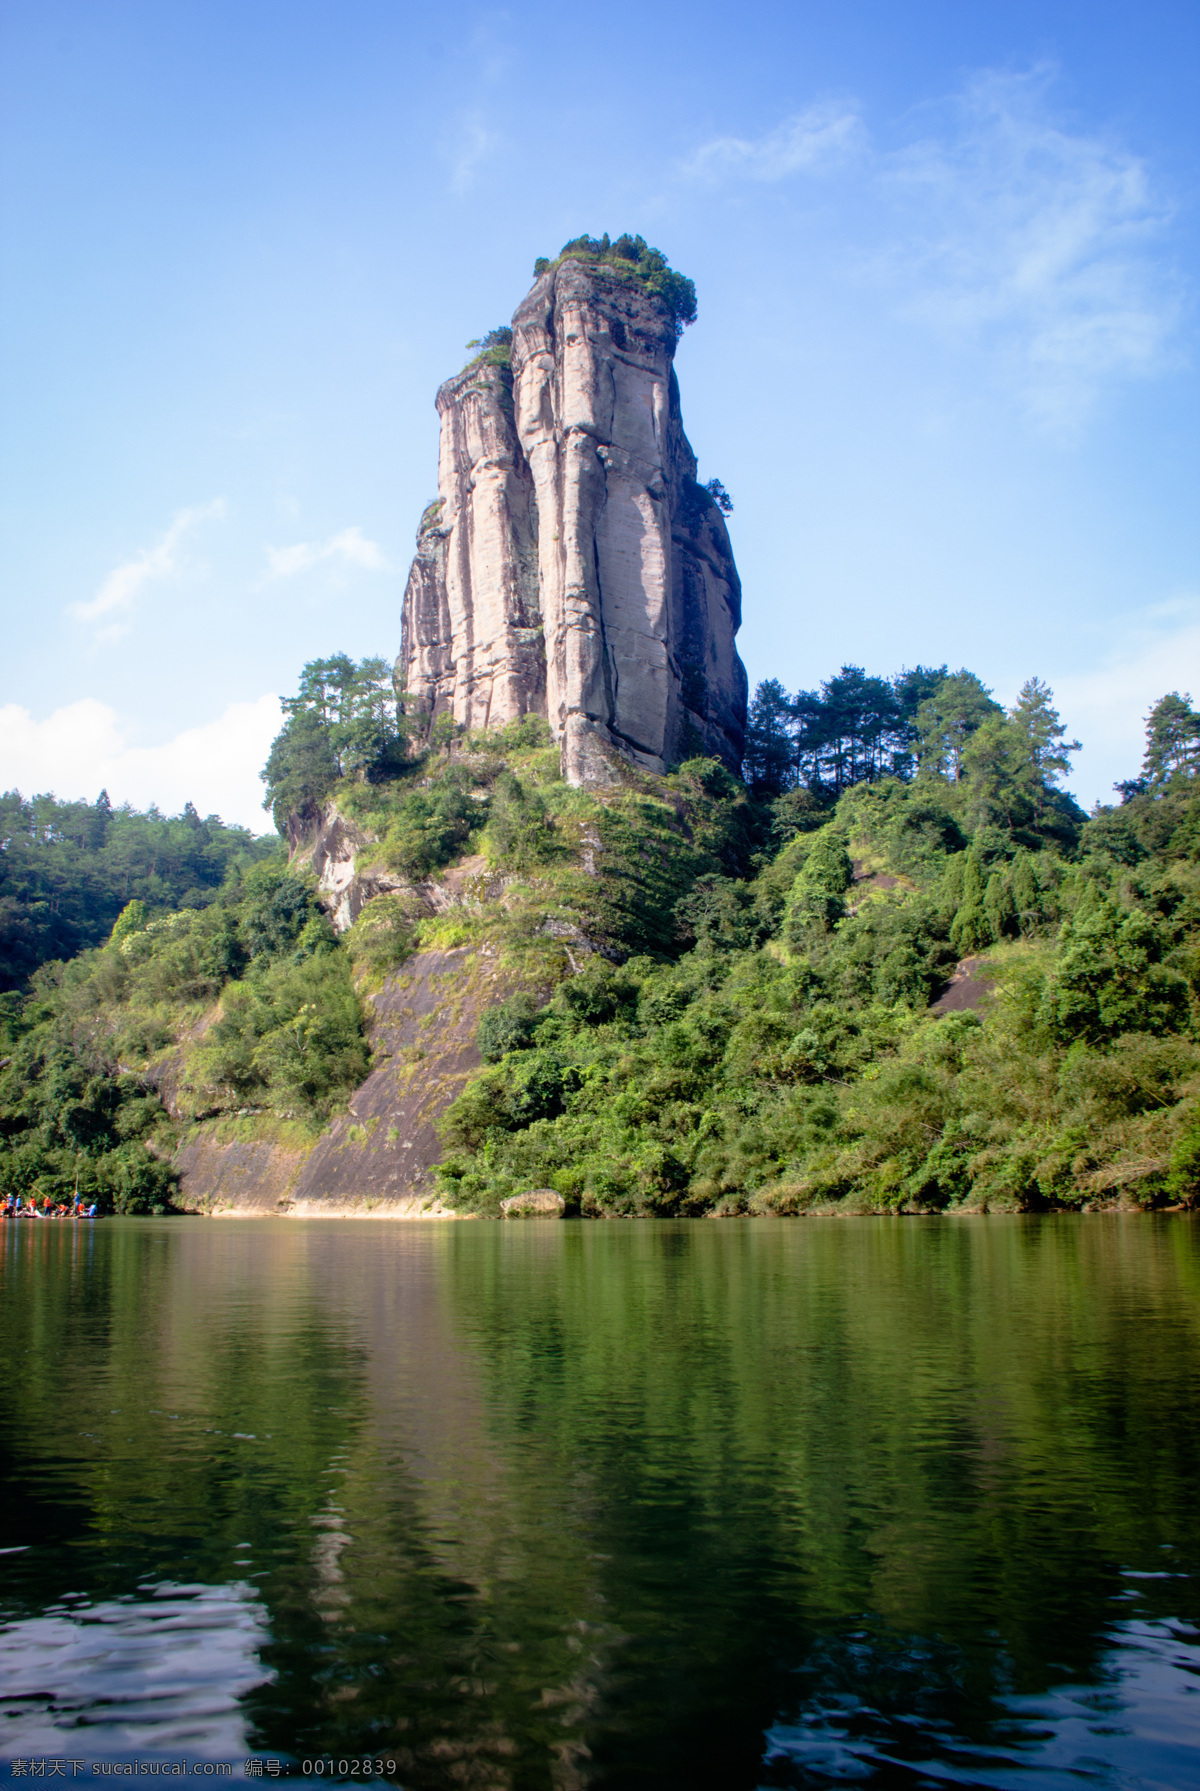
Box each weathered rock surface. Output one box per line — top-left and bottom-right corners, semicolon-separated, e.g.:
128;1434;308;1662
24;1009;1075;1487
172;1129;312;1215
173;942;511;1217
290;803;506;936
402;362;545;736
500;1189;566;1218
398;259;747;782
289;801;410;931
284;943;498;1211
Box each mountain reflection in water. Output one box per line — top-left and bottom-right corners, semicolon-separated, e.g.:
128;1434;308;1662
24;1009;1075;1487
1;1216;1198;1789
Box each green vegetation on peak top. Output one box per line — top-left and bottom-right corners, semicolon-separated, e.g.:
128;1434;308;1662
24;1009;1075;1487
532;233;698;339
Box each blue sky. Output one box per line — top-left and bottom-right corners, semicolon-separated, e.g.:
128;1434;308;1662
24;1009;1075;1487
1;0;1197;828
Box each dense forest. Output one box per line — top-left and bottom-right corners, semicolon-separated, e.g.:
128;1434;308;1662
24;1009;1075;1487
3;655;1200;1215
0;789;275;990
430;679;1200;1215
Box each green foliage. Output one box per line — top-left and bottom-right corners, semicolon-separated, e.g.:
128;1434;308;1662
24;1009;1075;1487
477;993;542;1063
1140;691;1200;787
15;639;1200;1221
461;326;513;372
344;891;424;983
0;1023;179;1213
196;952;368;1118
436;695;1200;1218
261;654;410;833
744;666;1085;854
744;664;961;797
110;898;149;944
0;849;368;1209
1040;888;1188;1045
783;831;854;942
570;762;757;960
484;773;557;871
949;849;992;955
0;789;274;991
374;769;481;879
260;710;340;835
915;672;1004;781
536;233;698;337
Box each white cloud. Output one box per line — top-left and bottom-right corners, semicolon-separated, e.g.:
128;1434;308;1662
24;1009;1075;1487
682;69;1181;433
71;499;226;636
681;103;864;182
0;693;283;832
1045;597;1200;808
264;526;388;581
447;111;501;195
877;69;1181;432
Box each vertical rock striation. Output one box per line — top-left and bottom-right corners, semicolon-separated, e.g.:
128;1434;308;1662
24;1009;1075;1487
398;256;747;781
401;360;544;734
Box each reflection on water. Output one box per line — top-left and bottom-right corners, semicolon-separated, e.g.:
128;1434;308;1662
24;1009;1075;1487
1;1216;1198;1787
1;1583;270;1755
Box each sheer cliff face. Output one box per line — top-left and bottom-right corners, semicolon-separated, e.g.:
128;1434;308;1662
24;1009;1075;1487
401;361;544;733
398;260;747;782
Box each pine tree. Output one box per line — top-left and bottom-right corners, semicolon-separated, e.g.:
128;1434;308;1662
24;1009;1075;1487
1010;678;1080;818
1141;693;1200;786
783;833;853;942
743;679;795;794
949;849;992;954
1009;849;1042;935
915;672;1002;781
961;715;1027;832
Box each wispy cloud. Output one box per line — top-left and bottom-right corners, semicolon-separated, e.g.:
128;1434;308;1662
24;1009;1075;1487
681;102;864;183
264;526;388;581
447;111;501;195
879;69;1181;432
0;693;282;832
71;499;226;637
681;68;1181;435
1044;594;1200;806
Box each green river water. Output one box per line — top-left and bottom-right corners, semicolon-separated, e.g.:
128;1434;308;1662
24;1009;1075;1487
1;1216;1198;1788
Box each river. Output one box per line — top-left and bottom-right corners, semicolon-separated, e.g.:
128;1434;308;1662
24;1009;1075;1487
1;1216;1198;1788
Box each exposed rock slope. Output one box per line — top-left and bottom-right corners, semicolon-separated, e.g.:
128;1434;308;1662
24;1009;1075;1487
399;257;747;782
173;941;508;1218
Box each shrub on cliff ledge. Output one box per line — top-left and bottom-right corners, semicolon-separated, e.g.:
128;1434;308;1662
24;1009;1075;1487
533;234;697;338
461;326;513;374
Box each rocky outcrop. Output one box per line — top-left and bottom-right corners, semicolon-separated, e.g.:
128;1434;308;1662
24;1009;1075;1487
282;944;497;1212
290;802;511;937
500;1189;566;1218
172;1128;315;1216
398;258;747;783
289;802;409;932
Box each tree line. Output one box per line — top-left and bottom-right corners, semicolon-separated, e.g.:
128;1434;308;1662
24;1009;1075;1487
743;664;1086;838
0;790;274;991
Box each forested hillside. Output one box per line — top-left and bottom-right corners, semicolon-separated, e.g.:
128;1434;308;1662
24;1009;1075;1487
0;857;367;1211
3;655;1200;1216
433;678;1200;1215
0;790;275;989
